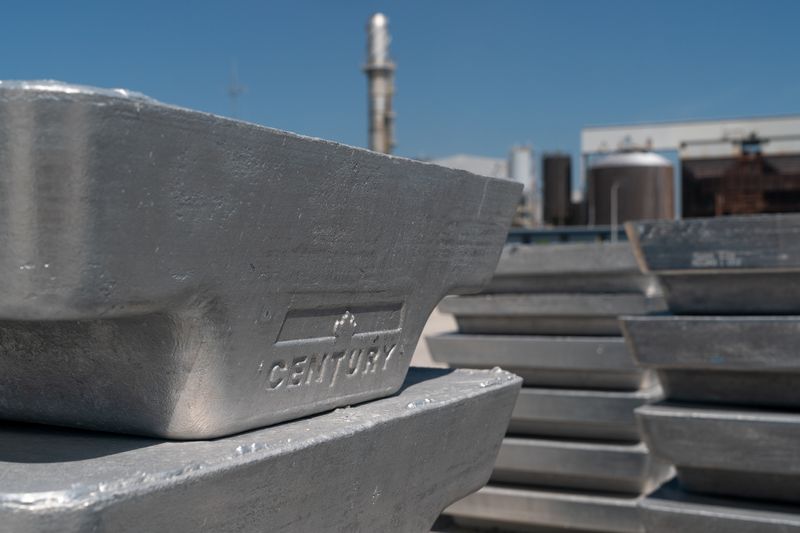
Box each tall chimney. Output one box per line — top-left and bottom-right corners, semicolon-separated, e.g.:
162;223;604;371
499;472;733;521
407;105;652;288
364;13;395;154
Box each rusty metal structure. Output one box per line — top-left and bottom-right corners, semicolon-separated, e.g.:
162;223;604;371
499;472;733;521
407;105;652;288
681;138;800;217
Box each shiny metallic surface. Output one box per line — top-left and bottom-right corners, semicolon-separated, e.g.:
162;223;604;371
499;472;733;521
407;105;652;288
638;403;800;504
0;367;521;533
592;151;673;168
0;81;520;439
440;293;666;336
622;315;800;407
641;480;800;533
588;151;675;225
446;485;644;533
427;333;652;390
491;437;672;494
431;222;665;533
509;386;662;441
366;13;390;66
655;272;800;315
627;213;800;314
485;241;657;294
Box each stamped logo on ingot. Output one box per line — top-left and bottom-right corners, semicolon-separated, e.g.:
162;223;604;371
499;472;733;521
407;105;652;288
265;343;398;390
266;305;403;391
333;311;357;339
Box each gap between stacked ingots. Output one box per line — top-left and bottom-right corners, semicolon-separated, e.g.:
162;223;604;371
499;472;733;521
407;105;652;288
428;240;673;533
0;82;524;533
623;213;800;533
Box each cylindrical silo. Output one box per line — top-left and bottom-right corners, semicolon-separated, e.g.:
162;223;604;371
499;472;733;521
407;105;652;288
587;151;674;225
543;153;572;225
508;145;533;193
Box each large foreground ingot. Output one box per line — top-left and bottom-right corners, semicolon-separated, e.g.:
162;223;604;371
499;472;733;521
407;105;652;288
0;368;521;533
0;81;521;439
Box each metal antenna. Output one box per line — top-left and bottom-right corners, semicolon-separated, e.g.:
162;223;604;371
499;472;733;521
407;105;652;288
228;60;246;118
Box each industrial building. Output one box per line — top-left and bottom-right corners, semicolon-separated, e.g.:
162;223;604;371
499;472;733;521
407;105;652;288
361;14;800;228
430;154;508;180
681;144;800;217
535;116;800;227
579;115;800;222
432;146;538;227
429;117;800;229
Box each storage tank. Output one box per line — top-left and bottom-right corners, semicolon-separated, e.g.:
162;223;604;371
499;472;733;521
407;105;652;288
508;145;533;193
543;153;572;225
587;150;674;224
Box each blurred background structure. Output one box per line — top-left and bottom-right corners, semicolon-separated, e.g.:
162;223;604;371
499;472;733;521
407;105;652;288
355;8;800;228
4;1;797;209
580;117;800;222
364;12;395;153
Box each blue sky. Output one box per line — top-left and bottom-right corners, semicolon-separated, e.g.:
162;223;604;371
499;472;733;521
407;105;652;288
2;1;798;163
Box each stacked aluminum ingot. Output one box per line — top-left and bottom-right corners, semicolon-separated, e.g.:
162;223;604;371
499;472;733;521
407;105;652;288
429;240;672;532
0;82;523;533
623;214;800;533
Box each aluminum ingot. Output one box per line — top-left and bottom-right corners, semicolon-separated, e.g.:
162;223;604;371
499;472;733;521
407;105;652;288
428;333;653;390
491;437;672;494
622;315;800;408
627;213;800;314
446;485;645;533
439;293;666;336
509;386;662;441
0;81;520;438
638;403;800;504
485;241;657;294
0;368;521;533
642;480;800;533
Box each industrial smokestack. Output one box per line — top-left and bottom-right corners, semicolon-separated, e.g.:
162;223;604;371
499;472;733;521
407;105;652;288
364;13;395;154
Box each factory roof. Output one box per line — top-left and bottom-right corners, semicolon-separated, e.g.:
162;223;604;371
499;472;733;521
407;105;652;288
431;154;508;179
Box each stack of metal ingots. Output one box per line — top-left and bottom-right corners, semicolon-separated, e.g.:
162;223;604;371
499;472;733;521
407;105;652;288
0;82;524;533
429;237;673;532
622;213;800;532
